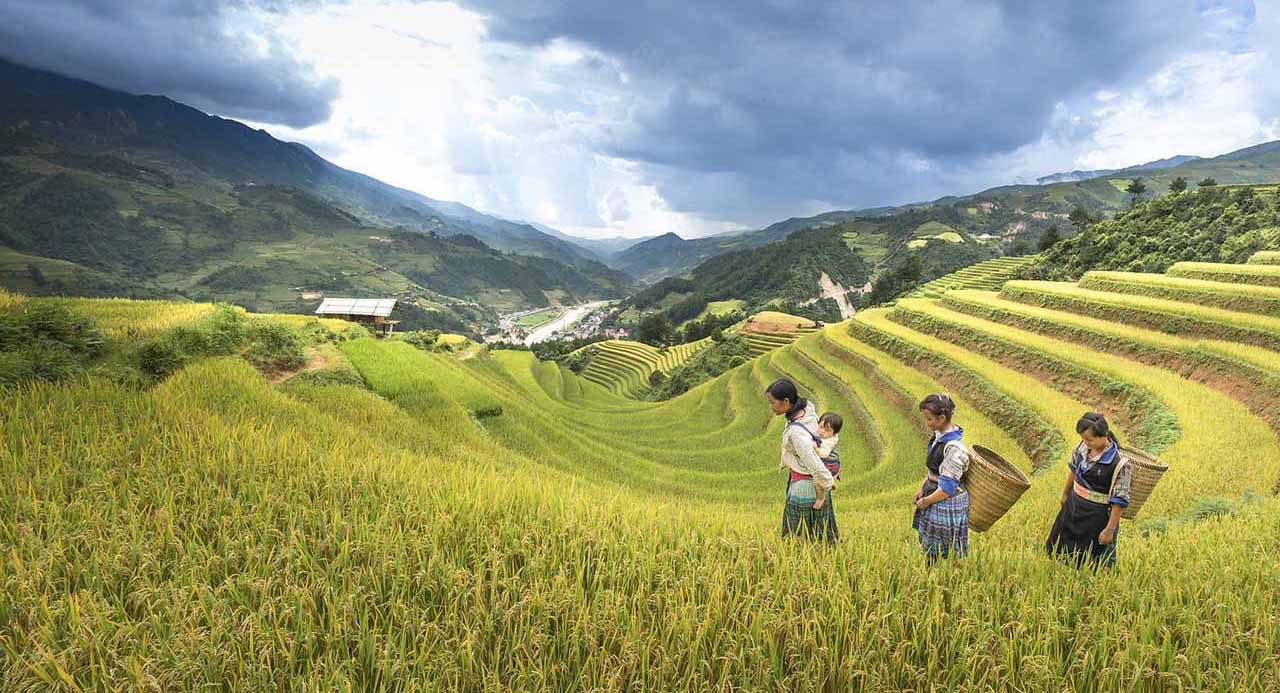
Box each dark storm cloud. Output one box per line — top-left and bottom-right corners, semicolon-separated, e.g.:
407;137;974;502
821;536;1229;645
0;0;338;127
460;0;1211;220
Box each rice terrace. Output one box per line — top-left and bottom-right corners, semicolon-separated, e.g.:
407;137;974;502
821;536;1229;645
4;1;1280;691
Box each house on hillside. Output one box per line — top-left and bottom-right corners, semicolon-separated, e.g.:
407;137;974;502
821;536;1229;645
315;297;399;337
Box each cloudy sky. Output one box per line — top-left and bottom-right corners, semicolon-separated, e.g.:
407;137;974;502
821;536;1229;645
1;1;1276;238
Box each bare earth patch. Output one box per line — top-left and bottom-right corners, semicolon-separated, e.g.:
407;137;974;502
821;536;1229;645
269;347;329;384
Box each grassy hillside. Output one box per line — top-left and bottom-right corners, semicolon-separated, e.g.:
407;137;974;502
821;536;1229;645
0;164;632;332
0;58;623;271
625;161;1280;324
4;247;1280;688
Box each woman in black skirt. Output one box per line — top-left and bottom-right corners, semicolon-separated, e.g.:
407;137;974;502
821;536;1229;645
1045;412;1132;567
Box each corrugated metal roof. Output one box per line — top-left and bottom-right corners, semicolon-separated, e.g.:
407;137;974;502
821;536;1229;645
314;298;397;317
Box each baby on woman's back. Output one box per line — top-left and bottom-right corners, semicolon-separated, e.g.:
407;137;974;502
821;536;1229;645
815;412;842;479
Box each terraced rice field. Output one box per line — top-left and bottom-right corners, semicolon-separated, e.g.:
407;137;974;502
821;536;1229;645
40;296;220;340
1168;260;1280;287
5;250;1280;688
578;312;819;397
741;311;820;357
1247;250;1280;265
577;337;712;397
905;255;1036;299
1078;270;1280;316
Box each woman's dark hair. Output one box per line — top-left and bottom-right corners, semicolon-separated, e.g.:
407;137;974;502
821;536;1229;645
918;392;956;422
1077;412;1119;445
819;412;843;434
765;378;807;416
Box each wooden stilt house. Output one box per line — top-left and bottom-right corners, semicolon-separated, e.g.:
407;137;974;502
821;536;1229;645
314;298;399;337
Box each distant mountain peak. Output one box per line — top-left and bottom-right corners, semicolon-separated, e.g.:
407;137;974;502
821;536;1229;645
1036;154;1201;185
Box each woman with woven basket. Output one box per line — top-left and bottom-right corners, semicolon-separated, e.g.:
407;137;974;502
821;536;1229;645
912;393;970;563
1045;412;1133;567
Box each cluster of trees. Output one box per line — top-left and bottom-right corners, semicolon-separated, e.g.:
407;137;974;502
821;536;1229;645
1029;185;1280;280
677;310;746;344
862;255;923;306
403;330;458;353
526;335;608;362
1123;175;1217;206
632;308;747;347
635;313;675;346
1162;175;1219;195
644;333;751;400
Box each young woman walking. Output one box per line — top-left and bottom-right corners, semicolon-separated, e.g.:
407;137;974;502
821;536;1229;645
913;393;971;563
1045;412;1132;567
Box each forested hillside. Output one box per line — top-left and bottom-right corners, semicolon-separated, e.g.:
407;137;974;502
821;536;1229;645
1029;185;1280;280
624;227;870;323
613;140;1280;317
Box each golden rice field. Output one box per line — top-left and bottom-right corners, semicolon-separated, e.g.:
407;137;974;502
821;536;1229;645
3;253;1280;689
576;338;711;397
904;255;1037;300
253;312;355;334
0;288;22;311
40;296;219;340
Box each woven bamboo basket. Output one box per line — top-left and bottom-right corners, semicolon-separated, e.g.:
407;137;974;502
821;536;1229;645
1118;445;1167;519
964;444;1031;532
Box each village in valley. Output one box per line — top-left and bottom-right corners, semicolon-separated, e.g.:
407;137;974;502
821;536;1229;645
489;303;629;345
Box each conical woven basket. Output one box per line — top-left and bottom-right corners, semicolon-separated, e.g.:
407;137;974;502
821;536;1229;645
1118;445;1167;520
965;444;1031;532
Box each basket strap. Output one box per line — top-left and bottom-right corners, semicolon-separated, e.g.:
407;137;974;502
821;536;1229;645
1106;456;1130;501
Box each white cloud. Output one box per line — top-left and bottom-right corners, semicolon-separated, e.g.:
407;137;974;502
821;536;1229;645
236;0;1274;239
243;0;730;238
1075;50;1270;169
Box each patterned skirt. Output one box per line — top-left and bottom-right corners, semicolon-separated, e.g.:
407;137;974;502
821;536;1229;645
781;495;838;542
913;492;969;560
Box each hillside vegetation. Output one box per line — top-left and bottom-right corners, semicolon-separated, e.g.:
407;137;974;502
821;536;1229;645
623;226;874;325
1030;185;1280;280
613;143;1280;320
5;237;1279;687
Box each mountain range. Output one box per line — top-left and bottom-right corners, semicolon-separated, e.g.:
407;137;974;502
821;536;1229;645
1034;154;1202;185
616;138;1280;325
0;58;636;331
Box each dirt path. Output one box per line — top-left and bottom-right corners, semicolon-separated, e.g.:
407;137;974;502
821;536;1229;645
817;272;857;320
269;347;329;384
